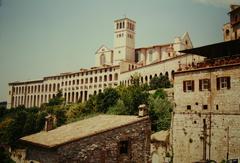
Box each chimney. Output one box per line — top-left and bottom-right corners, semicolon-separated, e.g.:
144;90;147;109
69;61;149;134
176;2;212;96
138;104;148;117
44;115;56;131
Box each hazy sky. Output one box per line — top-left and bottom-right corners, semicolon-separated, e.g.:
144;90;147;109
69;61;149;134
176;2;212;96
0;0;239;101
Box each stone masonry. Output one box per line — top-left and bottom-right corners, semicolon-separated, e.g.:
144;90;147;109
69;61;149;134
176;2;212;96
172;62;240;163
23;116;151;163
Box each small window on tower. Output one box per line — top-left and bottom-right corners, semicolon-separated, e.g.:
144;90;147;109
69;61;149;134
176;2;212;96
226;29;230;36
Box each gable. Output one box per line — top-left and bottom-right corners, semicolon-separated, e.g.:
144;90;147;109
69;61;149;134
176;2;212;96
181;32;193;49
95;45;112;54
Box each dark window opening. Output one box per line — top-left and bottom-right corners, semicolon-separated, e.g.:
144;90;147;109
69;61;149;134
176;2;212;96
216;105;219;110
119;140;129;154
187;105;191;110
203;105;208;110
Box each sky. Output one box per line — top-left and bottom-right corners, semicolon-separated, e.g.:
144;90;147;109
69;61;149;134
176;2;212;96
0;0;239;101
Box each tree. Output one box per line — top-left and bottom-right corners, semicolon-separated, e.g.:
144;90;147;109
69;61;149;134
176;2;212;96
66;103;86;122
0;146;15;163
85;88;120;113
107;99;127;115
47;90;65;106
148;89;173;132
149;75;171;90
96;88;119;113
117;84;149;115
130;73;141;86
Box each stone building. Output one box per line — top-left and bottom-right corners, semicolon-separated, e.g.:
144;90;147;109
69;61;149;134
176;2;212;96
151;130;170;163
223;5;240;41
172;39;240;163
7;17;201;109
20;114;151;163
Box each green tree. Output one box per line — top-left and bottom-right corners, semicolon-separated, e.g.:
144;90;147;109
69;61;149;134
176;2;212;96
0;147;15;163
35;111;48;131
66;103;86;122
148;89;173;132
117;84;149;115
149;75;171;90
47;90;65;106
96;88;119;113
130;73;141;86
107;99;127;115
22;112;37;135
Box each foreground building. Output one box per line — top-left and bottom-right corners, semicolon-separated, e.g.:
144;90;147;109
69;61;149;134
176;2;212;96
7;17;202;108
20;114;151;163
172;39;240;163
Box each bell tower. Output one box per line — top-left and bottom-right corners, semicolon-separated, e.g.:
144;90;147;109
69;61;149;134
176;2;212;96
113;18;136;64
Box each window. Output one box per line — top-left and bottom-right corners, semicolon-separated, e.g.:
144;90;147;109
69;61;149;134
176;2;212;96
149;50;153;62
183;80;194;92
217;77;230;90
203;105;208;110
100;54;105;65
225;29;230;36
119;140;129;154
199;79;210;91
187;105;191;110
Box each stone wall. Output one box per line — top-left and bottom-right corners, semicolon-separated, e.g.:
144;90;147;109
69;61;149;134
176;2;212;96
172;64;240;163
26;118;151;163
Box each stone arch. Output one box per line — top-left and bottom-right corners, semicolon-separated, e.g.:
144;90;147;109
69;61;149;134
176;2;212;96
145;76;148;82
171;70;175;79
109;74;112;81
165;71;169;78
53;83;56;92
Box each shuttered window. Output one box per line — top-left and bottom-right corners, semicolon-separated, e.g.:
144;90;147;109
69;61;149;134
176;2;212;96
217;77;231;90
183;80;194;92
199;79;211;91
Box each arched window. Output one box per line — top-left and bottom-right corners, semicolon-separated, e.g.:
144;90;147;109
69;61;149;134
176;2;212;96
225;29;230;36
109;74;112;81
171;70;175;79
150;75;152;80
45;85;48;92
145;76;148;82
100;53;106;65
114;73;118;80
165;72;169;78
49;84;52;92
53;84;56;92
